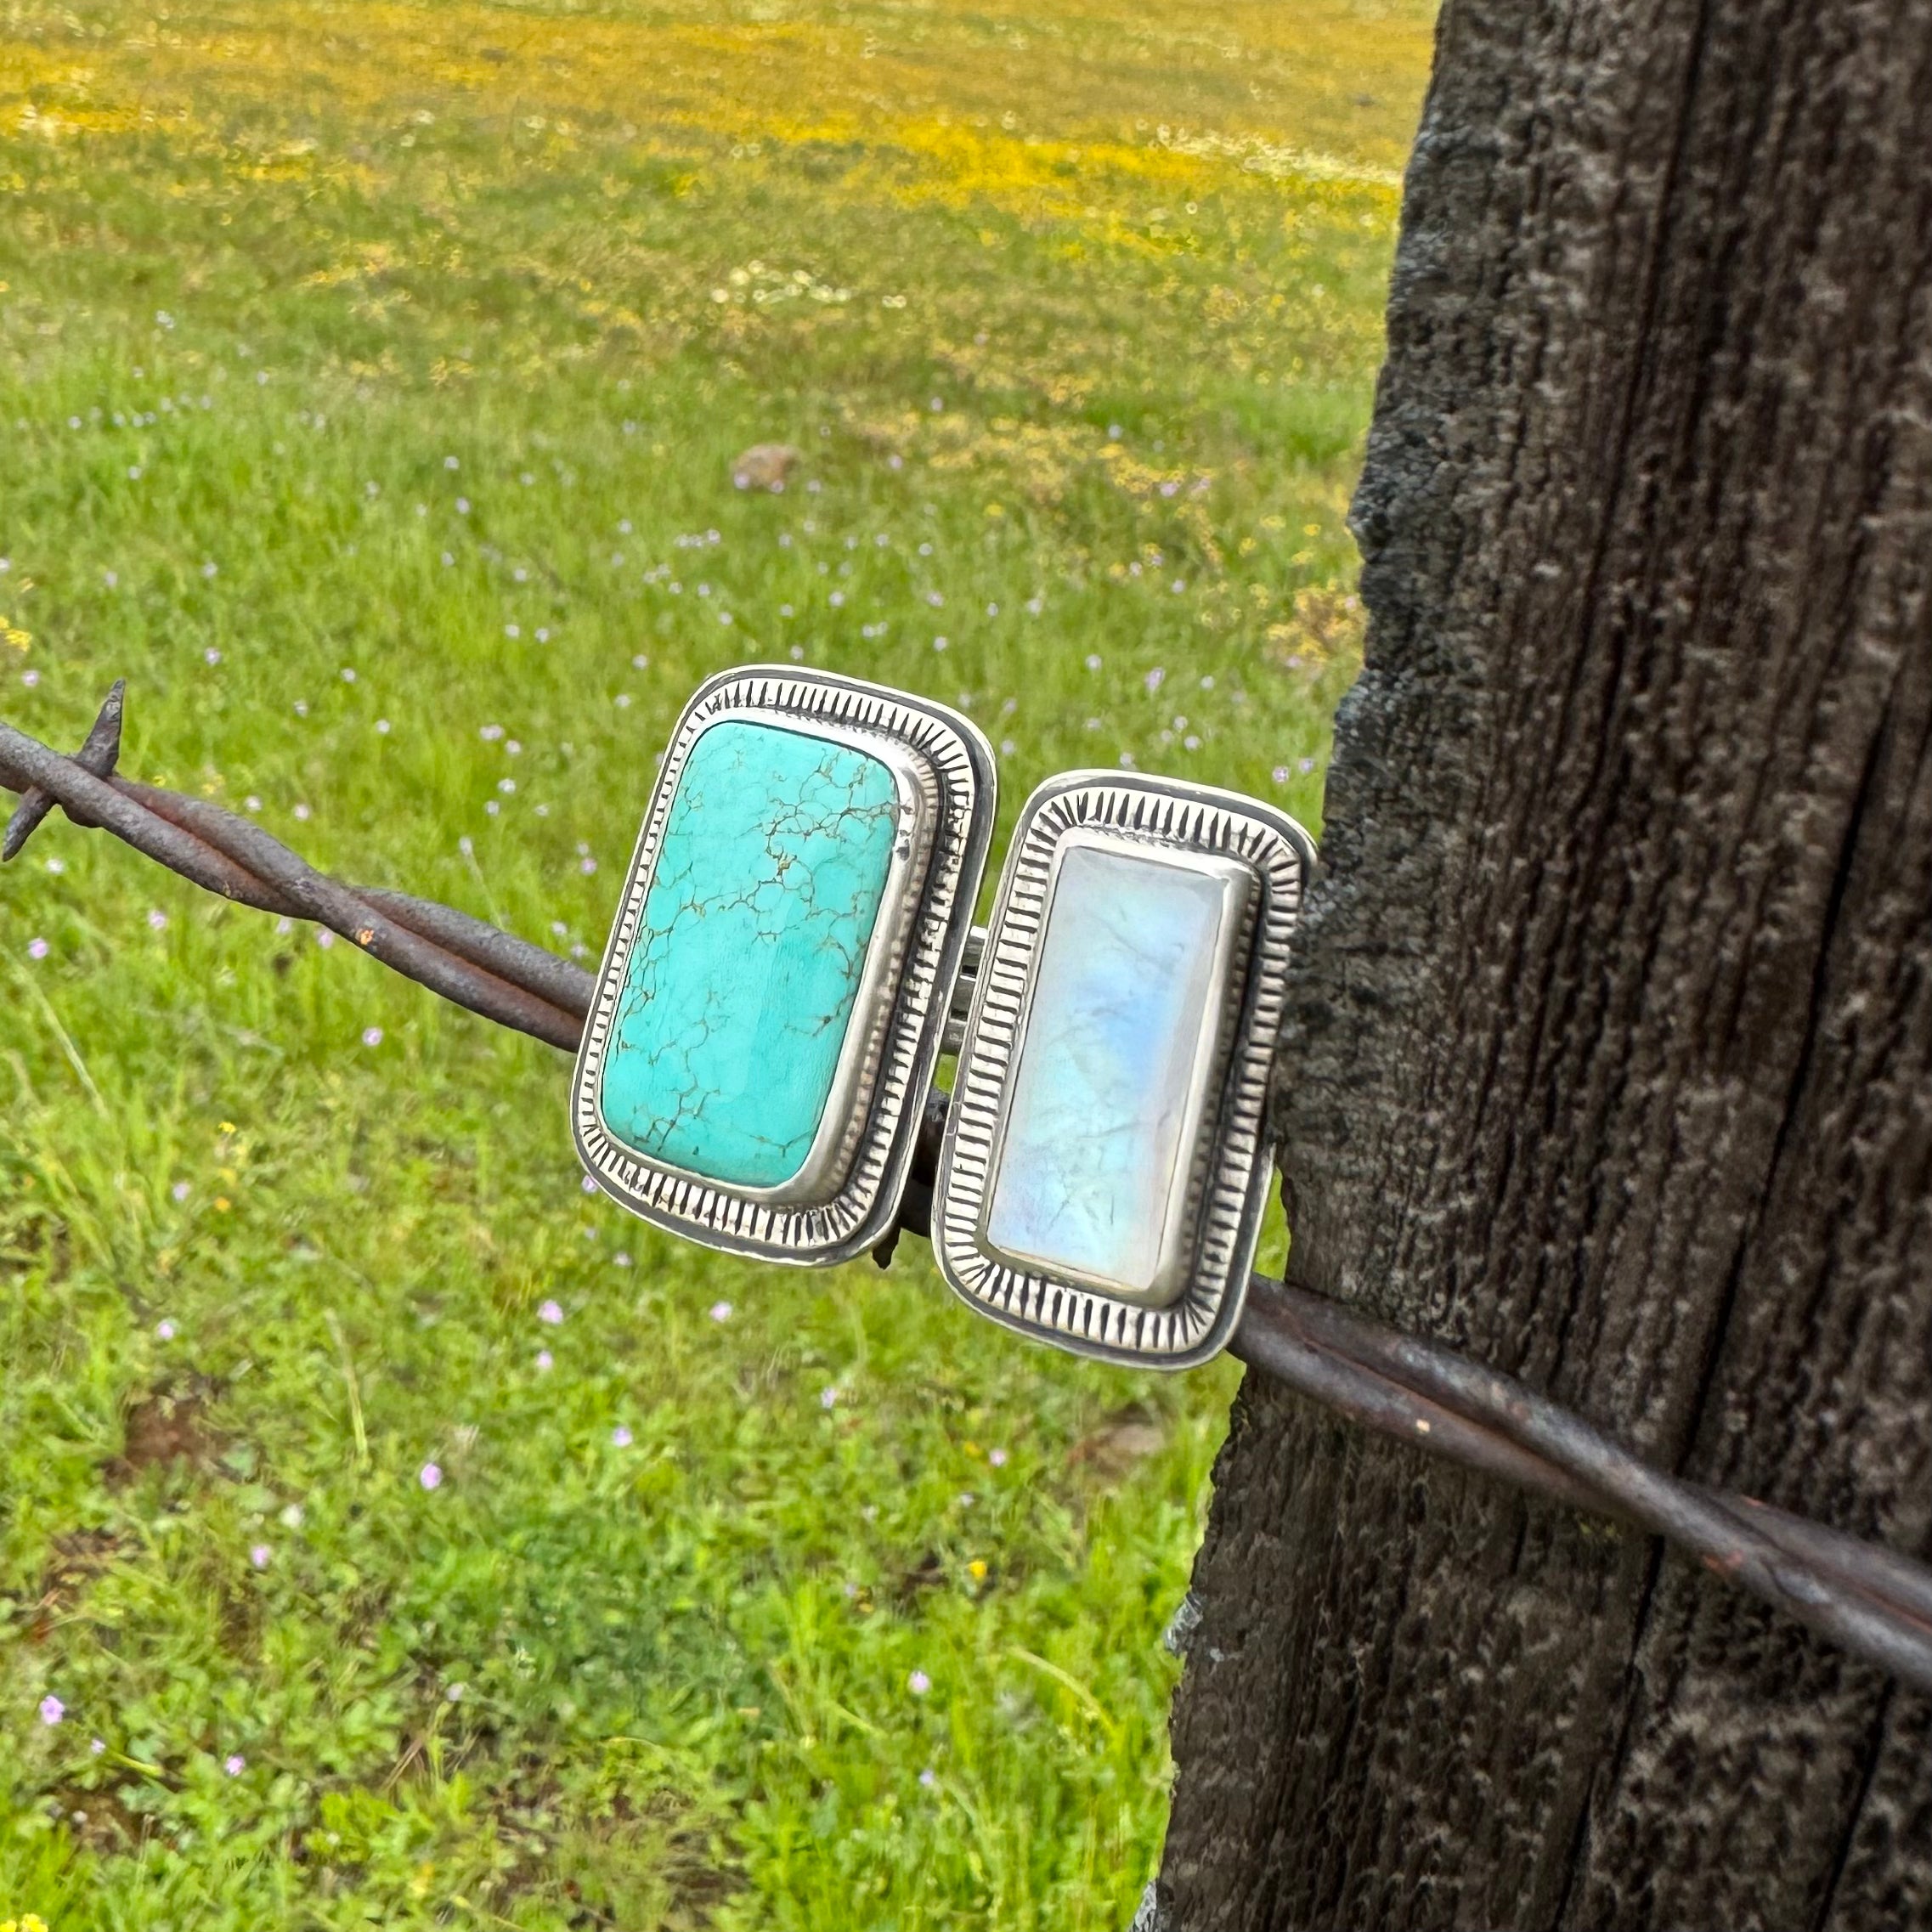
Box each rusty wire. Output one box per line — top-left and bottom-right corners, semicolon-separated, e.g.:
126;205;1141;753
6;688;1931;1697
1;684;592;1049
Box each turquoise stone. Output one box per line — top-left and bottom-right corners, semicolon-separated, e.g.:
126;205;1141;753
598;718;901;1191
984;840;1250;1304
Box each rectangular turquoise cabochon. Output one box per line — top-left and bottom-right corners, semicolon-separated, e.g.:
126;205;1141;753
598;718;901;1190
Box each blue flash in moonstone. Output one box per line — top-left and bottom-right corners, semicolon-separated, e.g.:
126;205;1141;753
597;718;901;1190
983;841;1249;1303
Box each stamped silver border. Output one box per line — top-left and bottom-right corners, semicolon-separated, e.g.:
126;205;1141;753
933;771;1313;1367
573;666;995;1265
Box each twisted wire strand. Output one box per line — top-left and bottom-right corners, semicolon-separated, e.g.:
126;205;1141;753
5;691;1929;1695
1232;1279;1932;1694
1;694;590;1048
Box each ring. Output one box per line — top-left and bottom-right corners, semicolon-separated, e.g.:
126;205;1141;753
574;668;1313;1365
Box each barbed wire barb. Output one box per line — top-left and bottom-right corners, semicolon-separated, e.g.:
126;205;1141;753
3;676;124;861
0;686;590;1048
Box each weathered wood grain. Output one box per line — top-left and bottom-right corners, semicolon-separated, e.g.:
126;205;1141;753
1158;2;1932;1924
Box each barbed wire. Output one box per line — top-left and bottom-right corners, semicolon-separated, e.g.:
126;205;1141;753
6;688;1930;1696
1;685;591;1048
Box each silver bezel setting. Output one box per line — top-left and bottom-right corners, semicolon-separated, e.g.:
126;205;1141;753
934;771;1313;1367
573;666;995;1265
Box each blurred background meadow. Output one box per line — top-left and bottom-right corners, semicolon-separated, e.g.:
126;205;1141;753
0;2;1432;1924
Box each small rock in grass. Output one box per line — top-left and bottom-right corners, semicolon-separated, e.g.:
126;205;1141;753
731;443;801;492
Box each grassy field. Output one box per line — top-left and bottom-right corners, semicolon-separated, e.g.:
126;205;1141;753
0;3;1432;1924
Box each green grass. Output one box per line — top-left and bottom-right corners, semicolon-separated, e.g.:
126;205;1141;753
0;2;1430;1924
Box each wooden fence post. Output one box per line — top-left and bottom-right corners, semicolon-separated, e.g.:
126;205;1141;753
1156;1;1932;1923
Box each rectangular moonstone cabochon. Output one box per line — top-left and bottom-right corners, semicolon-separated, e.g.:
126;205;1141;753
982;839;1251;1305
597;718;901;1192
